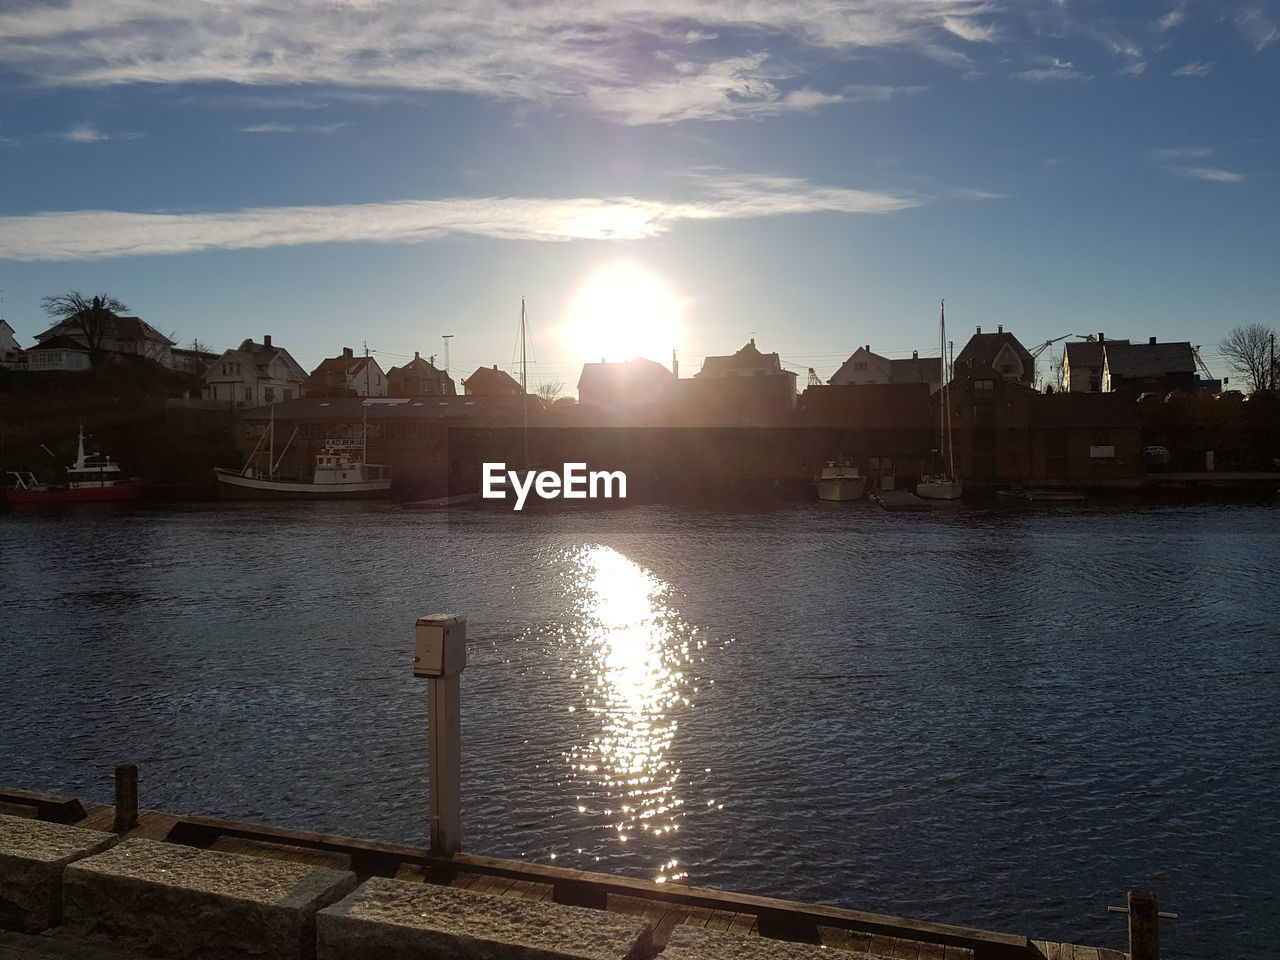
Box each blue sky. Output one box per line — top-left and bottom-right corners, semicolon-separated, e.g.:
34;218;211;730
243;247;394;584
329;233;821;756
1;0;1276;390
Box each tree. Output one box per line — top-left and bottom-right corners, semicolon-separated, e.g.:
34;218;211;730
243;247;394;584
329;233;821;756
536;380;564;402
1218;323;1275;394
41;291;129;356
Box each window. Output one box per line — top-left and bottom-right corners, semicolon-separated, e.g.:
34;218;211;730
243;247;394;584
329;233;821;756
244;387;253;401
264;387;275;403
853;361;867;372
975;379;994;393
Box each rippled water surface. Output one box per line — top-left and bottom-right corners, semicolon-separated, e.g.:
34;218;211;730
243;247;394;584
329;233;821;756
2;500;1277;958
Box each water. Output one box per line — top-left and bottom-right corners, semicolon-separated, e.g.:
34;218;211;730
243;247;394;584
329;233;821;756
1;499;1277;958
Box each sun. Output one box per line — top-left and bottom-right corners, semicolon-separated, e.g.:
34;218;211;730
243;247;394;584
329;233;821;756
561;263;685;367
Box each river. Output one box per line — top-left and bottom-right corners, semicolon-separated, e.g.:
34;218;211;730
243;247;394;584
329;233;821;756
1;498;1276;958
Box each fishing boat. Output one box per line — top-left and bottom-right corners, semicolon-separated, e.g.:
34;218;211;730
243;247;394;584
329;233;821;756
815;459;866;501
214;408;391;500
917;300;963;501
5;427;143;504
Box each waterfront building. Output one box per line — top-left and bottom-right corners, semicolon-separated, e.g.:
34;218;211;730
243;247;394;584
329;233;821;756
1100;338;1197;400
830;346;943;393
462;365;525;396
797;382;933;489
33;306;176;368
683;339;797;426
202;335;308;407
576;358;675;424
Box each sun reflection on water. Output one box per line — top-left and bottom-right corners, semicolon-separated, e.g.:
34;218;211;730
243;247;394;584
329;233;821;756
560;545;702;883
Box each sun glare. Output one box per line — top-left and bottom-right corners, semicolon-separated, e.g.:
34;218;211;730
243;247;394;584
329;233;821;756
562;263;684;366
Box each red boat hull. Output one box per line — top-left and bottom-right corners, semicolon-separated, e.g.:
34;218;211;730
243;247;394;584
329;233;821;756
5;482;144;504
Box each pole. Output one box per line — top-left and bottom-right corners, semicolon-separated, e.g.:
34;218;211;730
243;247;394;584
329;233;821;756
1127;890;1160;960
442;335;453;375
414;614;466;855
113;764;138;833
520;299;529;470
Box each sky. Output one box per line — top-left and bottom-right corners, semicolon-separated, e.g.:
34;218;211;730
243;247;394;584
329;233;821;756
1;0;1277;392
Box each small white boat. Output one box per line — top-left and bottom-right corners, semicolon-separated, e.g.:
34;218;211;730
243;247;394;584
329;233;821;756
916;476;963;500
816;459;866;501
214;409;391;500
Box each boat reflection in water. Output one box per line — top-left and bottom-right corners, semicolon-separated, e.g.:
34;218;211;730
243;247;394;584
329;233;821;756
559;545;704;884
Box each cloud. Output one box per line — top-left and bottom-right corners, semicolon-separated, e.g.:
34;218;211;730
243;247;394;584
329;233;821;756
1015;59;1090;82
241;122;351;134
1236;8;1280;51
1172;166;1244;182
1172;60;1214;76
1152;146;1214;160
947;187;1008;200
55;124;142;142
1118;61;1147;75
1154;9;1186;32
0;175;926;262
0;0;1007;125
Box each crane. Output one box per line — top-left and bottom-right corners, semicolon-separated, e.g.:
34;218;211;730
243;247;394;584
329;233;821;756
1031;333;1090;392
807;367;824;387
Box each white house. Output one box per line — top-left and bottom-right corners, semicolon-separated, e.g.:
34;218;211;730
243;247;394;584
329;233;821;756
305;347;388;397
35;306;175;367
202;336;308;407
24;335;91;372
0;319;23;368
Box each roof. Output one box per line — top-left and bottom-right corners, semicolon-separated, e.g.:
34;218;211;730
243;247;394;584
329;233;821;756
310;354;375;379
462;365;524;392
37;312;174;346
1063;340;1107;368
237;395;535;423
697;339;783;377
889;356;942;384
1102;341;1196;378
955;330;1034;372
1032;392;1139;430
388;354;449;377
577;358;673;391
26;335;90;352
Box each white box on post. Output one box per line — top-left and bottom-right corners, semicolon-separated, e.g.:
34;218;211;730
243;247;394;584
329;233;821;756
414;614;466;677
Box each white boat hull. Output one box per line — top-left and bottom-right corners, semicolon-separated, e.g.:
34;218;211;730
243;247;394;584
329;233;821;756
816;477;866;501
214;468;391;500
916;479;963;500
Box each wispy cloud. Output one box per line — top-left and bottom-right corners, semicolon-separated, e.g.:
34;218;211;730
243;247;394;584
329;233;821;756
55;124;142;143
1015;59;1090;82
1236;8;1280;51
1172;166;1245;183
241;122;351;135
1151;146;1215;161
1118;61;1147;76
0;175;927;262
1172;60;1214;77
1154;9;1186;32
947;187;1008;201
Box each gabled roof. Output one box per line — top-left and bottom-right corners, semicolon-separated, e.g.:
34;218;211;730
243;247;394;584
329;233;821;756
310;354;376;379
577;357;673;391
388;353;448;377
1063;340;1108;368
889;355;942;384
955;330;1034;372
1102;341;1196;378
697;339;783;377
462;365;524;393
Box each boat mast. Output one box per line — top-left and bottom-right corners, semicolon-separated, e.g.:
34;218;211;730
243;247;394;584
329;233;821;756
941;300;956;480
520;298;529;469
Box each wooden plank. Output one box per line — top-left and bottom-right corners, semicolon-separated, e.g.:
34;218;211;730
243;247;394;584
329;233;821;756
1069;946;1101;960
682;906;715;929
208;835;353;871
653;906;692;946
942;946;977;960
726;912;758;936
469;873;517;897
0;790;86;825
0;802;37;819
871;933;901;957
891;936;924;959
702;908;736;932
918;941;947;960
1094;950;1126;960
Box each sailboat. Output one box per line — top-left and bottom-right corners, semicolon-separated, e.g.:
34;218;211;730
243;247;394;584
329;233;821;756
214;405;392;499
917;300;963;500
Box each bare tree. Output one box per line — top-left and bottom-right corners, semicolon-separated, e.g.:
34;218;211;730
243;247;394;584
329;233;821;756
536;380;564;402
41;291;128;355
1218;323;1275;393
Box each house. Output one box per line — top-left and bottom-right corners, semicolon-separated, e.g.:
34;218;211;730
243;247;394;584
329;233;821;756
682;339;797;425
830;346;943;393
306;347;388;397
576;358;675;423
34;303;175;367
462;365;525;396
1030;393;1143;486
0;319;23;368
1062;338;1113;393
954;326;1036;388
202;335;307;407
387;352;456;397
1101;338;1196;400
24;335;91;372
170;347;218;378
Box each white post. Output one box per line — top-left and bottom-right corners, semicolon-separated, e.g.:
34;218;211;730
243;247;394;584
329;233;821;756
414;614;466;854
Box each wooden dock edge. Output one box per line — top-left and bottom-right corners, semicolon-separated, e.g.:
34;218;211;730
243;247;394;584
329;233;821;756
4;787;1066;960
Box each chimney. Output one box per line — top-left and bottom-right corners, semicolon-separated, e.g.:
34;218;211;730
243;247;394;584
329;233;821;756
672;349;679;379
976;326;982;334
343;347;353;360
1098;332;1105;342
997;325;1003;334
263;335;272;348
1149;336;1157;345
414;351;420;360
912;350;918;359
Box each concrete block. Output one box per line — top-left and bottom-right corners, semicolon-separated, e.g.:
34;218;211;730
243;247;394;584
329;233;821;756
62;837;357;960
662;926;875;960
317;876;655;960
0;813;116;932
